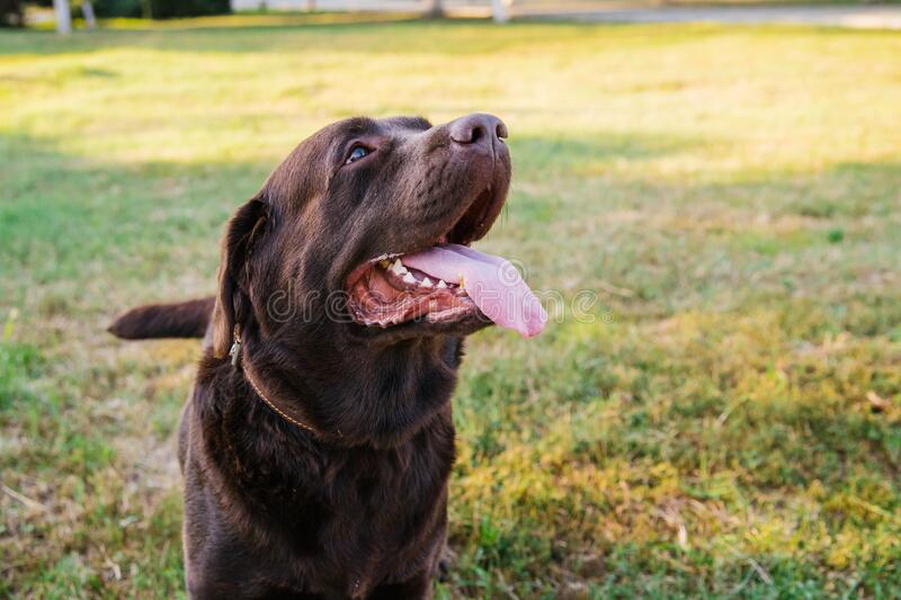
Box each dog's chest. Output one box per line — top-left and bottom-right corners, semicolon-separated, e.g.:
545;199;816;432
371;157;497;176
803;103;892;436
251;427;454;594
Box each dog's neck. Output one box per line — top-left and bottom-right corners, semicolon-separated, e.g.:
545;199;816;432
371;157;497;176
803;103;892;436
241;358;325;436
233;325;464;448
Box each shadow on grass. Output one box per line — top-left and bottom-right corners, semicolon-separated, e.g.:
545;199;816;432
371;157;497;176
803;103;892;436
1;132;274;304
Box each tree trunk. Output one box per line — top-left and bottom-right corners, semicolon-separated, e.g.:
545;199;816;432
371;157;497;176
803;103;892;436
53;0;72;33
423;0;443;19
491;0;509;23
82;0;96;29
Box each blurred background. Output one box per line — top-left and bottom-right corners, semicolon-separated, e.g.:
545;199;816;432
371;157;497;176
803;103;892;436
1;1;899;598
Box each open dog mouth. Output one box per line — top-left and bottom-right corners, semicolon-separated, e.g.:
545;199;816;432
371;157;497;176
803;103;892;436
346;187;547;338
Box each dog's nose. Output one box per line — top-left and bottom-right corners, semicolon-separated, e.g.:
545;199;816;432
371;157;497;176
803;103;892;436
449;113;508;146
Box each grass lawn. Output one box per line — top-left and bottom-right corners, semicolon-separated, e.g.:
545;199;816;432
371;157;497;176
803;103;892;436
1;14;899;599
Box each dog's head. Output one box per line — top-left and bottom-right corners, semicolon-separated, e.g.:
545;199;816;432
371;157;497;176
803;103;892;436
210;114;520;358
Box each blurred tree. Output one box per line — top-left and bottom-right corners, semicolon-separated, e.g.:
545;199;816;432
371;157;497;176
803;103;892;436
91;0;143;18
143;0;230;19
423;0;442;18
491;0;508;22
53;0;72;32
0;0;24;27
82;0;96;27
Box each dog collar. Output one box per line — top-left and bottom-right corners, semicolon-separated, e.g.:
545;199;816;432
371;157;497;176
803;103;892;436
230;326;333;438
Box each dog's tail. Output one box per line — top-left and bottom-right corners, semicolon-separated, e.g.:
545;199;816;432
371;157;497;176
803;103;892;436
108;297;215;340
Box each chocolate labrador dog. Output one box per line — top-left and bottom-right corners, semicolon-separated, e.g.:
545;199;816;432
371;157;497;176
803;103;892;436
109;114;546;599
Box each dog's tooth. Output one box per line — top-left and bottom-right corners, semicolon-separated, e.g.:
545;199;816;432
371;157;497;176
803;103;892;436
379;259;391;269
402;272;416;285
390;259;408;276
421;277;433;288
436;279;447;289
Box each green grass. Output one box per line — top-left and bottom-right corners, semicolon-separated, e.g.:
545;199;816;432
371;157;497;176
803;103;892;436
2;15;900;599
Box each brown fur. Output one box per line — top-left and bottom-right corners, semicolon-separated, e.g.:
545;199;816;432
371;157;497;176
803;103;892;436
110;114;512;599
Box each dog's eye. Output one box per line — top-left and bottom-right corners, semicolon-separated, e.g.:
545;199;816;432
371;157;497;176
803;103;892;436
345;145;372;165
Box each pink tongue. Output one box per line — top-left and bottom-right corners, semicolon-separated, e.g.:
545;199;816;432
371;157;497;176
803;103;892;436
402;244;547;338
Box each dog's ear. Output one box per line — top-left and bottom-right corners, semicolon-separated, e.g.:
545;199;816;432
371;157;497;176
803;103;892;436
211;197;269;358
